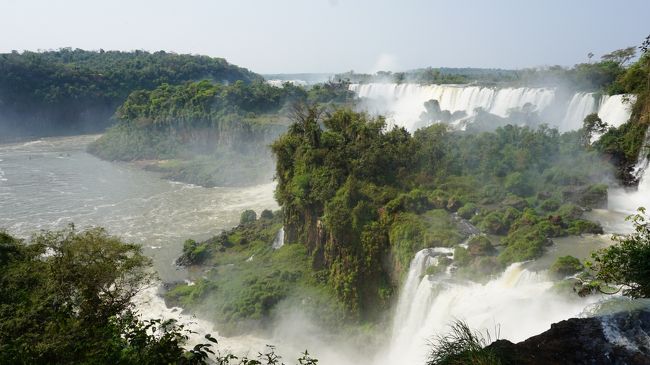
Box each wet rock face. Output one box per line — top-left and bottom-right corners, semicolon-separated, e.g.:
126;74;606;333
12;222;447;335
487;310;650;365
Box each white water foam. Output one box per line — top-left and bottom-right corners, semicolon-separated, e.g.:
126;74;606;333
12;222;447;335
272;227;285;249
351;83;633;133
378;250;603;365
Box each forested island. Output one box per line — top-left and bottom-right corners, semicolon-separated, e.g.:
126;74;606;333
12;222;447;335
87;79;354;186
0;49;260;139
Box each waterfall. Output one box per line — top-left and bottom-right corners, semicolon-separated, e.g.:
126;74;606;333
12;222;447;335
634;129;650;183
561;93;598;131
379;253;602;365
350;83;633;133
597;94;634;128
609;128;650;214
272;227;285;249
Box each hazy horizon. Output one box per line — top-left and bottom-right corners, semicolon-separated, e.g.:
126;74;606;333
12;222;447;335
1;0;648;74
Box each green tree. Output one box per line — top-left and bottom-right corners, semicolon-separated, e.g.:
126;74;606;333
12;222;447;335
601;46;637;67
588;208;650;298
0;226;215;364
240;209;258;225
581;113;608;146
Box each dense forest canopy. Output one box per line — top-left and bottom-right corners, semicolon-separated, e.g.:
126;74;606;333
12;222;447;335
0;48;261;138
264;107;609;316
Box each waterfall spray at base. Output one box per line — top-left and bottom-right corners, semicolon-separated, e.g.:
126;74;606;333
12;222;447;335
378;248;604;365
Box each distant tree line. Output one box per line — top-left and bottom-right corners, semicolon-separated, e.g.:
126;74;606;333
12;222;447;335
335;46;641;94
0;48;261;139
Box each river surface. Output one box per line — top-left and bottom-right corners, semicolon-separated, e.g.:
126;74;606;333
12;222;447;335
0;135;278;282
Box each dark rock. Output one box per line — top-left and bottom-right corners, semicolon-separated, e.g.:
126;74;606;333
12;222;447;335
486;310;650;364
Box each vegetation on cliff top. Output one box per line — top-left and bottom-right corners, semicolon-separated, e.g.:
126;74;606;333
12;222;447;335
336;46;636;93
595;36;650;184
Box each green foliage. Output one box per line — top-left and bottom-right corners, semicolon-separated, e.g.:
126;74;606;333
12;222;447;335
588;208;650;298
87;80;355;187
88;81;291;161
240;210;258;225
504;172;532;196
165;212;347;335
593;40;650;184
457;203;478;219
581;113;608;146
178;239;211;266
499;225;549;265
0;48;262;138
0;226;217;364
539;198;561;212
549;256;583;279
454;246;471;267
467;236;495;257
269;106;610;313
426;321;502;365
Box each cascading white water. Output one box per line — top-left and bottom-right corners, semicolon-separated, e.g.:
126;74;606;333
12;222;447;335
351;83;633;133
561;93;598;131
379;249;603;365
608;128;650;214
598;94;634;128
272;227;285;249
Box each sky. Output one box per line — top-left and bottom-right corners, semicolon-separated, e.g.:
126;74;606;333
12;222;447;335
0;0;648;74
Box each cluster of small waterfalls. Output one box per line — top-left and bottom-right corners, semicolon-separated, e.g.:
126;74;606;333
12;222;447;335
350;83;634;132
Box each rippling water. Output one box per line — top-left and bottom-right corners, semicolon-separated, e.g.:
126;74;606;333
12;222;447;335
0;135;278;281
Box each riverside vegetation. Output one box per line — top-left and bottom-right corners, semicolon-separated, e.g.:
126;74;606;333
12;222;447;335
88;79;355;186
0;227;320;365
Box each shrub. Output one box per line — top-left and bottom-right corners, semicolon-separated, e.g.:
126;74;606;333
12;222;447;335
458;203;478;219
499;226;549;265
260;209;274;219
467;236;495;257
549;255;583;279
426;321;502;365
504;172;533;196
240;209;257;225
587;209;650;298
